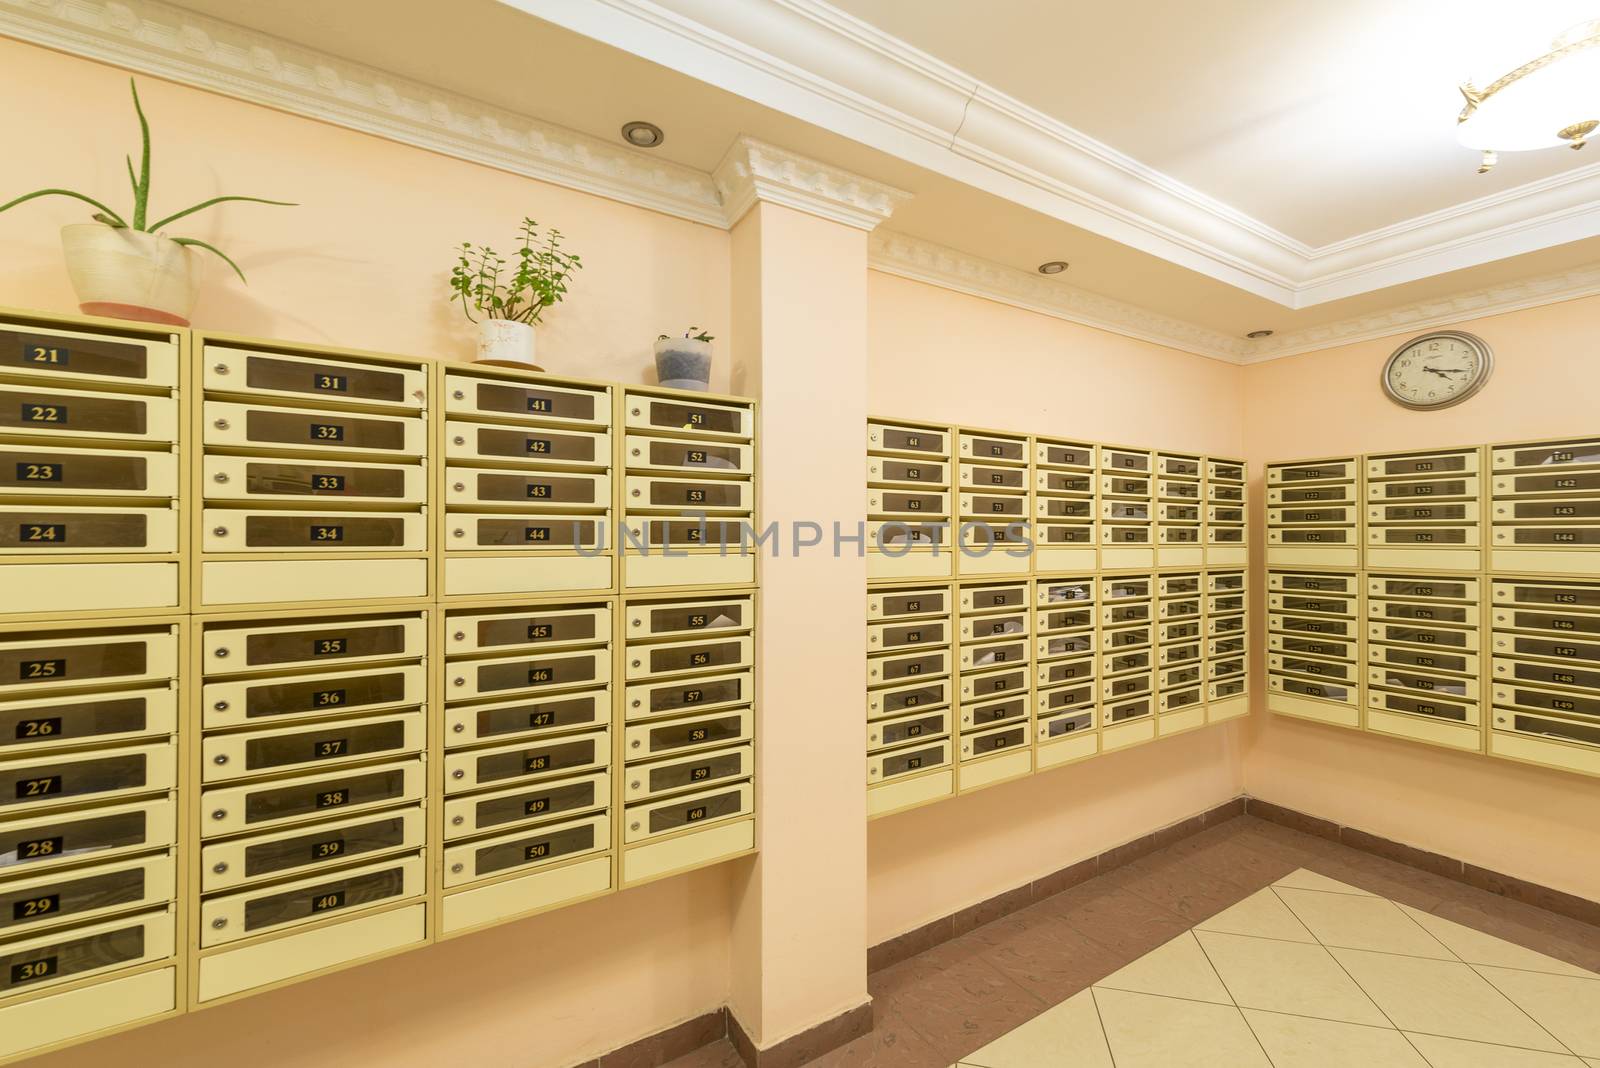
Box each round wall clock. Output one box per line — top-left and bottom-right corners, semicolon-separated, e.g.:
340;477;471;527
1380;330;1493;410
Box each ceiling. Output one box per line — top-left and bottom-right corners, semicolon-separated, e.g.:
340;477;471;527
34;0;1600;353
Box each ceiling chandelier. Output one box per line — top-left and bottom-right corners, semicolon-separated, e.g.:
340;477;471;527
1458;17;1600;173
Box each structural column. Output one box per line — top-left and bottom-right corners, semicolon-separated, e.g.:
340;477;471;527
718;138;910;1054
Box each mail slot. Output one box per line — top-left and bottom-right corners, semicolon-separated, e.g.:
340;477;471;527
445;730;608;792
202;664;424;728
449;421;610;467
960;722;1029;759
205;616;425;674
0;686;176;753
624;782;752;843
626;394;751;439
1038;683;1094;715
448;648;608;700
959;668;1026;701
867;739;951;782
448;689;608;746
1269;675;1354;704
447;606;609;655
451;470;609;509
201;855;422;947
629;635;752;679
1493;684;1600;719
1037;655;1095;686
961;694;1027;729
0;909;172;995
0;383;172;443
0;854;172;935
628;672;750;720
0;740;174;812
202;713;422;783
960;493;1025;517
959;464;1026;491
0;505;177;553
868;710;949;751
869;489;948;517
205;401;424;454
0;631;176;694
445;374;607;425
451;514;600;550
631;476;750;513
0;798;173;873
625;708;752;759
206;455;425;503
444;770;608;839
200;759;423;838
1036;471;1094;494
1035;441;1095;468
867;423;947;456
867;620;946;651
0;324;176;387
867;678;947;719
0;445;176;498
205;346;425;408
444;814;606;887
200;808;423;891
867;457;947;487
1267;459;1355;484
205;510;425;552
1368;690;1472;723
868;589;945;619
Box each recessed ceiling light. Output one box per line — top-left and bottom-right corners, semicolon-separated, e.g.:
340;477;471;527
1247;329;1275;339
621;121;664;148
1037;261;1069;275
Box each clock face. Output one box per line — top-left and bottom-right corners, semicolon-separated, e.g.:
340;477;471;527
1382;332;1492;410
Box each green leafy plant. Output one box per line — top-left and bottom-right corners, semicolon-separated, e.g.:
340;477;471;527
451;218;582;325
658;327;714;343
0;79;294;282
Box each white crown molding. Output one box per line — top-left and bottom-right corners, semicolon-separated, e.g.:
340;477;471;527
522;0;1600;309
0;0;729;227
867;231;1250;363
714;137;910;230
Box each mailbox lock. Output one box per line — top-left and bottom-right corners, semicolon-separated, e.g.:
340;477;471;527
213;473;230;483
451;769;465;779
212;862;229;874
213;526;229;537
212;918;228;930
213;754;229;765
453;436;466;446
452;390;465;400
214;700;230;711
214;419;230;430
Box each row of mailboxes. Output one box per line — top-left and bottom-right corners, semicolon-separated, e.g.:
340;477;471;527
0;619;184;1059
0;313;183;622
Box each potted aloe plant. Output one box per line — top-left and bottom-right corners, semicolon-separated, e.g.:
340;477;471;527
654;328;714;391
450;218;582;368
0;79;294;326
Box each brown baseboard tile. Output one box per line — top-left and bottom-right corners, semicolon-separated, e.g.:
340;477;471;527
729;1001;873;1068
866;795;1249;972
571;1007;727;1068
1247;797;1600;929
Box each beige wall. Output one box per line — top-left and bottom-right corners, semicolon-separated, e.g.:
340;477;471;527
1240;294;1600;904
864;271;1249;943
6;40;740;1068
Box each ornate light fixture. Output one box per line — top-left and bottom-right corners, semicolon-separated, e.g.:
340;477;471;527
1458;18;1600;173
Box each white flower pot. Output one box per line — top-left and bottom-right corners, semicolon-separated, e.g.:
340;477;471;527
474;319;541;369
653;337;712;391
60;223;202;326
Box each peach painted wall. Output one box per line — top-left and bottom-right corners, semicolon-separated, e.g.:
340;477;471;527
864;270;1249;943
1240;293;1600;904
3;39;738;1068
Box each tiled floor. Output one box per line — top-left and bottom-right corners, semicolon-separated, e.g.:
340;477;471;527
662;814;1600;1068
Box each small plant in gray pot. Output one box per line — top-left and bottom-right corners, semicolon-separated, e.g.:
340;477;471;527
654;328;714;391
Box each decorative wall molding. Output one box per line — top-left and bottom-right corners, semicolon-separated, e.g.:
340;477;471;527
714;137;910;230
867;232;1250;362
0;0;729;227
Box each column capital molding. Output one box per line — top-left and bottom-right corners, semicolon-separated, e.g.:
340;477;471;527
714;136;910;231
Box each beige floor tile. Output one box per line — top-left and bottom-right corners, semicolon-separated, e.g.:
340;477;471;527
1330;947;1567;1053
1403;1032;1588;1066
1094;931;1232;1005
1476;965;1600;1057
1092;987;1270;1067
1273;868;1377;896
1241;1009;1428;1067
1397;905;1598;979
1196;888;1318;943
1277;887;1455;959
960;989;1113;1068
1196;930;1388;1025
